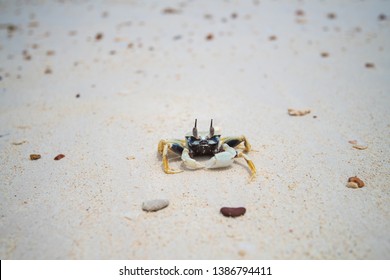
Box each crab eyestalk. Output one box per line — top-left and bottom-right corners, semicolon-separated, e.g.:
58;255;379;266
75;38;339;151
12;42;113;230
192;119;198;139
209;119;214;138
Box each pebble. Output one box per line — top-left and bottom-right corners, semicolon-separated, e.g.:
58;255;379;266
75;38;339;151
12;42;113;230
348;176;365;188
220;207;246;217
54;154;65;160
142;199;169;212
30;154;41;160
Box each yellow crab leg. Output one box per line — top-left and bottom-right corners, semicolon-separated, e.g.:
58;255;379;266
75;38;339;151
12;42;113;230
237;152;257;180
159;141;183;174
221;135;252;152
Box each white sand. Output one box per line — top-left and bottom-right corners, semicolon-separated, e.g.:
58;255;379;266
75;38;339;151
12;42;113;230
0;0;389;259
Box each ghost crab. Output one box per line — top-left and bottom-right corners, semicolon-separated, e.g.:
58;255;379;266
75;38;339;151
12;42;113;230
158;119;256;179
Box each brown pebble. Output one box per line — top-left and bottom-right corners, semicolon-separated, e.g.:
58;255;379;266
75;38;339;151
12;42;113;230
54;154;65;160
95;33;103;41
378;14;387;21
7;24;17;33
44;67;52;74
30;154;41;160
206;33;214;41
348;176;365;188
296;10;305;16
269;35;277;41
327;13;336;19
321;52;329;58
162;8;180;14
220;207;246;217
365;63;375;68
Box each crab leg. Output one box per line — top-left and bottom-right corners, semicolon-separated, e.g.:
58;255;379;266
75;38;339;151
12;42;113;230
181;148;204;169
221;135;252;152
237;152;257;179
158;139;184;174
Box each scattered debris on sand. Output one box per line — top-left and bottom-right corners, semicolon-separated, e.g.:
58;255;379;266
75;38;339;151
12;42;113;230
348;140;368;150
347;176;365;188
288;108;311;116
12;140;27;145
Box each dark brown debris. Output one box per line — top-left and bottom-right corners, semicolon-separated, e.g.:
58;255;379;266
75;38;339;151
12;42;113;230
220;207;246;218
269;35;277;41
206;33;214;41
54;154;65;160
95;32;103;41
162;8;180;14
295;10;305;16
378;14;387;21
44;67;52;74
321;52;329;58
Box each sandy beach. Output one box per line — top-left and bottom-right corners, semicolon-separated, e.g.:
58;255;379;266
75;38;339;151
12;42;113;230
0;0;389;259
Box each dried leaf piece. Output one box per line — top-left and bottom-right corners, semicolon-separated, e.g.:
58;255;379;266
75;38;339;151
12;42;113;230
288;108;311;116
348;139;368;150
30;154;41;160
12;140;27;145
348;176;365;188
352;145;368;150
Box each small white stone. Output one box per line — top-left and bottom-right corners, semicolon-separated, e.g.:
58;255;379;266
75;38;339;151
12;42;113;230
142;199;169;212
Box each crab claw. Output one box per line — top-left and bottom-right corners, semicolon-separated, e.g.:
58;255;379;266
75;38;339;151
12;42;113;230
204;152;235;169
181;148;204;169
205;144;236;169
